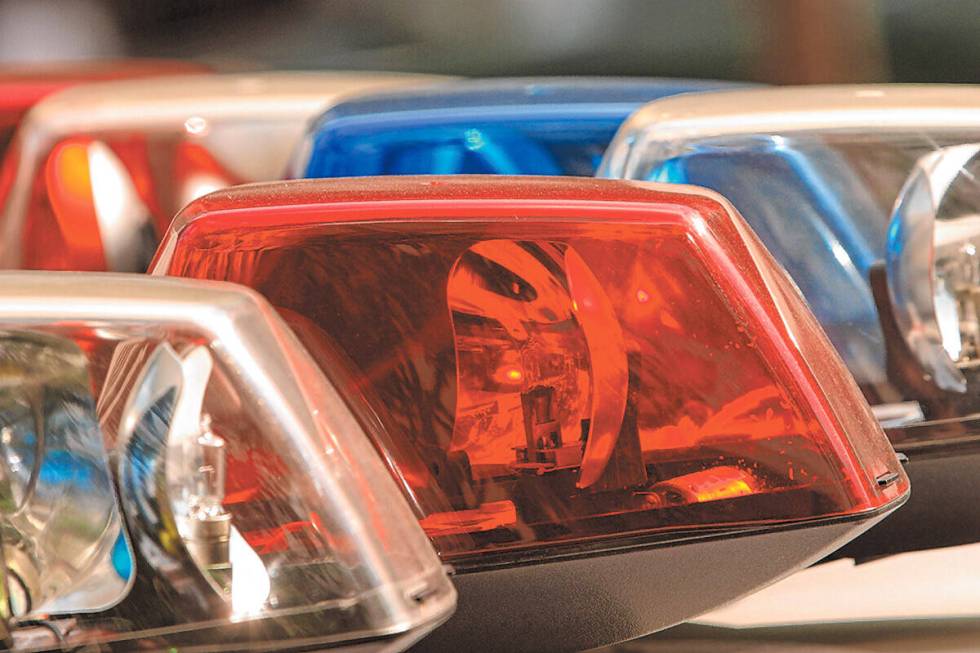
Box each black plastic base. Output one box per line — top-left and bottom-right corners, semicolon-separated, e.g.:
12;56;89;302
830;440;980;561
639;617;980;651
413;506;899;653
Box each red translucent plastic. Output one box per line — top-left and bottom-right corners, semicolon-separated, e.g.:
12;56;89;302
27;138;107;270
153;176;908;563
0;60;207;214
0;59;207;152
19;135;240;271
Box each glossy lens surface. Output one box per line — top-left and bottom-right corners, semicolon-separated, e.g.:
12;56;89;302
156;177;907;564
606;129;980;404
0;331;132;617
0;72;451;272
0;273;454;651
303;79;745;178
885;143;980;396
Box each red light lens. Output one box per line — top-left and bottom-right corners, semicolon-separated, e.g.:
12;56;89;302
0;135;18;217
0;60;210;161
155;176;907;564
1;72;451;272
18;135;241;271
0;113;17;157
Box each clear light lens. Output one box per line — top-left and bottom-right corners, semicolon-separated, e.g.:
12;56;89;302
0;331;133;617
934;220;980;363
886;143;980;392
603;129;954;397
599;86;980;420
0;273;455;651
0;73;452;272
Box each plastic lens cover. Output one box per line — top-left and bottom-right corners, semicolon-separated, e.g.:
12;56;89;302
153;176;908;567
299;78;747;179
0;273;455;651
0;331;131;619
601;85;980;415
0;60;208;154
887;144;980;394
19;134;231;272
0;72;450;272
0;61;209;214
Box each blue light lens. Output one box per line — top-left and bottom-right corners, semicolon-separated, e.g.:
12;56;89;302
302;78;747;178
639;135;892;388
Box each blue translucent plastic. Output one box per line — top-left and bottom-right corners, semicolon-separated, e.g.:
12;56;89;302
301;78;747;178
639;136;892;388
112;532;134;580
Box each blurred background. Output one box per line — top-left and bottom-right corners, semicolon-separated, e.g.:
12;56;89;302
0;0;976;85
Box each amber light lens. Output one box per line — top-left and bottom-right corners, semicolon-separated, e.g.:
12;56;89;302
155;177;907;564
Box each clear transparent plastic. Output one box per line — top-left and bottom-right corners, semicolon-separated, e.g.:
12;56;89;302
601;84;980;420
0;272;454;651
887;144;980;395
0;72;448;272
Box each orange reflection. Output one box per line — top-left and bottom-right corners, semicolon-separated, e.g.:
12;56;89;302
20;134;241;272
173;141;240;218
448;241;593;474
243;520;321;556
419;500;517;537
646;466;759;506
448;240;629;489
215;231;855;558
639;386;811;451
223;448;289;505
107;135;164;228
40;139;105;270
24;136;159;271
565;245;628;488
